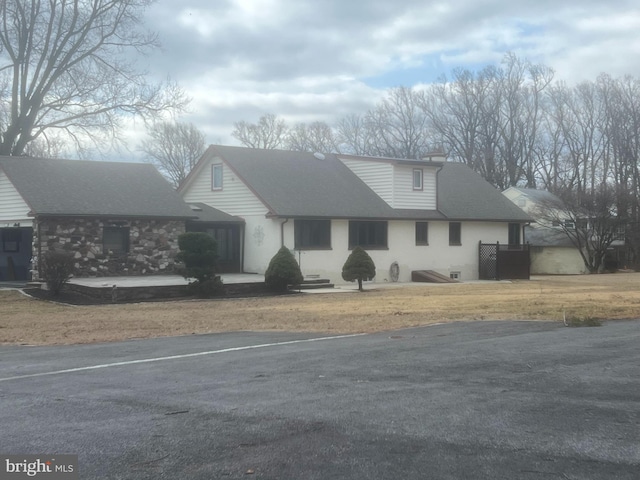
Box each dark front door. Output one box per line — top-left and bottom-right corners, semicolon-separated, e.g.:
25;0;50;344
0;227;33;281
206;225;241;273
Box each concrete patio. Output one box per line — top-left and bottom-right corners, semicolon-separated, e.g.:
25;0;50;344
67;273;265;288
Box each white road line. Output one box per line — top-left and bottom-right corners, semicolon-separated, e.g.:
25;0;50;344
0;334;366;383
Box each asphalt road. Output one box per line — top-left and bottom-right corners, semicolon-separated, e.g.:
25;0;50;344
1;320;639;479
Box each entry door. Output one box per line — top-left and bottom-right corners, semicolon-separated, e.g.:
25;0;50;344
206;226;241;273
0;227;33;281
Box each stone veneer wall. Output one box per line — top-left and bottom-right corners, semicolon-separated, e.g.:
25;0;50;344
33;217;185;278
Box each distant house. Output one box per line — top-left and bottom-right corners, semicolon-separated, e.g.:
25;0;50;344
503;187;589;274
0;157;198;281
178;145;532;284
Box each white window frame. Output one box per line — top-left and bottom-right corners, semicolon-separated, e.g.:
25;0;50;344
212;163;223;190
413;168;423;191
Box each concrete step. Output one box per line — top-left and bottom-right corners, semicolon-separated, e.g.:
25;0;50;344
411;270;459;283
295;278;334;290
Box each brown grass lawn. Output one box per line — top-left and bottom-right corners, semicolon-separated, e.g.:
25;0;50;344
2;274;640;346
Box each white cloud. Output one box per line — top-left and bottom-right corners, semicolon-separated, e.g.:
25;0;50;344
116;0;640;156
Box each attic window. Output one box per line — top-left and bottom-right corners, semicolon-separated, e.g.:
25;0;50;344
212;164;223;190
413;169;423;190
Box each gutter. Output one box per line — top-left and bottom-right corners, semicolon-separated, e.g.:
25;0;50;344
280;218;289;247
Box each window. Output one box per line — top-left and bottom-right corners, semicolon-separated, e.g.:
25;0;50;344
295;220;331;249
413;169;423;190
563;220;575;230
450;271;461;281
103;227;130;254
2;229;21;252
349;221;388;249
449;222;461;245
415;222;429;245
508;223;521;245
212;164;223;190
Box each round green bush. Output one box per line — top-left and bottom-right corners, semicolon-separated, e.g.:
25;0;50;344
342;246;376;291
265;246;303;292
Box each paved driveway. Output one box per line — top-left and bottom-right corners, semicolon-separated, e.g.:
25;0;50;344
1;320;639;479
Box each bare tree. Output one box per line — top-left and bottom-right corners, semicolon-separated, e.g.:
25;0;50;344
0;0;187;156
535;185;623;273
286;121;339;153
335;114;374;155
140;121;206;188
365;86;432;159
22;134;65;158
232;114;288;149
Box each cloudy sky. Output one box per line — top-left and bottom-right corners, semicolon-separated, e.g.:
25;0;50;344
129;0;640;152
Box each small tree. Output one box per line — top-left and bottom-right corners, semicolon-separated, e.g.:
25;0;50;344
265;246;303;292
534;186;623;273
41;251;75;296
342;247;376;291
176;232;221;297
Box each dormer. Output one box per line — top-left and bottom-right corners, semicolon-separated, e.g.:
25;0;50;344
337;154;444;210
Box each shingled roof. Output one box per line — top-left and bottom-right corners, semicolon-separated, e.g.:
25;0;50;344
437;163;532;221
0;156;196;219
181;145;532;222
186;145;401;219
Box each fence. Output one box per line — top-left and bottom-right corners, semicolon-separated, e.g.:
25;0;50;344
479;242;530;280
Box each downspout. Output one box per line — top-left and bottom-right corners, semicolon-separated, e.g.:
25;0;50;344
36;217;42;281
240;223;245;273
280;218;289;247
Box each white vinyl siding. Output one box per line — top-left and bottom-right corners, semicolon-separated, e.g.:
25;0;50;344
340;158;394;206
0;169;31;222
393;165;437;209
182;157;267;216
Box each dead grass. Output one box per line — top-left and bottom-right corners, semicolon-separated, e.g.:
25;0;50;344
1;273;640;345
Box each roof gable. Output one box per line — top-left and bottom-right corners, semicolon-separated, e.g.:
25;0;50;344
182;145;533;222
197;145;396;218
0;156;196;219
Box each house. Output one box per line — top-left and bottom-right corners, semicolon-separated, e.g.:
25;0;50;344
0;156;199;281
503;187;588;274
178;145;532;284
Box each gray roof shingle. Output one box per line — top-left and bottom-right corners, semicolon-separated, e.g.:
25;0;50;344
203;146;400;218
437;163;532;221
0;156;196;219
185;145;532;222
186;202;244;223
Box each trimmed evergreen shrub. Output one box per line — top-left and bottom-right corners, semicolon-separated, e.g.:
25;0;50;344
265;246;303;292
177;232;222;297
42;250;75;296
342;246;376;291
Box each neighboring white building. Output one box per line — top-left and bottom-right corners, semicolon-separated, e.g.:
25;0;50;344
179;145;532;284
503;187;588;274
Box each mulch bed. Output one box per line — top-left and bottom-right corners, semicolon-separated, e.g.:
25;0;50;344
22;286;299;306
